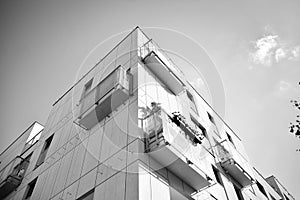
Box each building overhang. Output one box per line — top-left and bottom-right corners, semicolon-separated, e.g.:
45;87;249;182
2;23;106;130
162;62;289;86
148;143;211;194
143;51;185;95
221;158;255;187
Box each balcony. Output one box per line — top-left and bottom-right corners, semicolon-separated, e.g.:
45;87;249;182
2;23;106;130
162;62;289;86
140;41;185;95
215;140;255;187
0;156;29;199
140;108;212;195
75;66;131;130
170;112;204;145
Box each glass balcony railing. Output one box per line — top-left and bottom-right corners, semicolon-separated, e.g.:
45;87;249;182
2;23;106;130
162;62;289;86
75;66;131;130
140;107;214;195
139;40;185;95
0;156;29;199
214;140;255;187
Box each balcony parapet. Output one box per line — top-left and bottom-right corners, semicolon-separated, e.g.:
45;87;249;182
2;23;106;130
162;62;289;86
75;66;131;130
140;107;214;194
214;139;255;187
0;156;29;199
140;40;185;95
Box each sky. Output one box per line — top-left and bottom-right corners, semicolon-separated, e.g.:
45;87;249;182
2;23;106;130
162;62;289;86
0;0;299;198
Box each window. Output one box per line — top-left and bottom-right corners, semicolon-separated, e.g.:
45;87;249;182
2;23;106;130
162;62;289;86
226;132;235;148
23;178;37;200
257;182;267;197
82;78;93;99
77;189;94;200
24;153;32;162
35;134;54;168
191;116;207;138
284;194;290;200
207;112;215;124
212;165;223;186
187;91;198;114
234;185;244;200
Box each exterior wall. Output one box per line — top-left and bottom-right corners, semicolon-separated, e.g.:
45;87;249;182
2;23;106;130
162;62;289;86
251;169;281;200
0;27;295;200
266;176;295;200
0;122;43;200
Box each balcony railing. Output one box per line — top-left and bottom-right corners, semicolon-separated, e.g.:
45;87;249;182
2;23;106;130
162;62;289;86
140;107;213;195
140;40;185;95
171;112;204;145
75;66;131;130
214;139;255;187
0;156;29;199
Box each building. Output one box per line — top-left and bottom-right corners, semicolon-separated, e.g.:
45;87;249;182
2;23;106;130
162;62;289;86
265;176;295;200
0;26;295;200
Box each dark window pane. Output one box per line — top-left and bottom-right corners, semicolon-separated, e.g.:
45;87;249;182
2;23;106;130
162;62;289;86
212;166;223;186
24;178;37;200
77;189;94;200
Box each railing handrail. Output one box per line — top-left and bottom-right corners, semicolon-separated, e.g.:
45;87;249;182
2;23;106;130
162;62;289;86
143;110;214;180
142;107;214;157
139;39;185;76
215;139;249;164
77;66;129;118
0;156;27;178
79;65;125;102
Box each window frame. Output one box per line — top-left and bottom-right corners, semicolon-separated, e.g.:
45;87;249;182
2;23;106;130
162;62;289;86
187;91;198;115
81;78;93;99
212;165;223;186
256;181;268;197
35;134;54;168
226;132;236;148
207;112;215;124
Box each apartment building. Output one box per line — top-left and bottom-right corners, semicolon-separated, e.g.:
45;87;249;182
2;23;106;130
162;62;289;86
0;26;295;200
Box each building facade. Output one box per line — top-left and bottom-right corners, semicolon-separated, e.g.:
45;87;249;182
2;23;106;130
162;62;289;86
0;27;295;200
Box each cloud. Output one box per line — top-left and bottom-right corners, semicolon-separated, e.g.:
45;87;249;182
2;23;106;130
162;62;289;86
272;80;299;99
279;80;291;91
289;46;300;60
249;27;300;67
275;48;287;63
195;77;204;87
250;35;279;66
190;78;205;88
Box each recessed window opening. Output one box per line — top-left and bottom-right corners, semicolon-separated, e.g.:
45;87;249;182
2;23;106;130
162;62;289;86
187;91;198;114
82;78;93;98
23;177;37;200
35;134;54;168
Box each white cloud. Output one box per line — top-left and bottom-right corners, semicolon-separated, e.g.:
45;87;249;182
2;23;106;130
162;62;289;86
249;27;300;67
250;35;279;66
290;46;300;60
279;80;291;91
275;48;287;63
272;80;300;100
195;77;204;87
190;78;205;88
